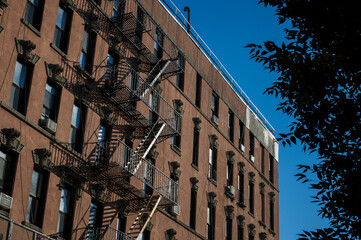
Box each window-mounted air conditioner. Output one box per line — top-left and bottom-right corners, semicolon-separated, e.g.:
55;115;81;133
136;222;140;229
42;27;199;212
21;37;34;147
167;205;181;216
211;115;219;125
39;118;57;134
0;192;13;209
250;155;255;162
240;144;245;152
226;185;236;196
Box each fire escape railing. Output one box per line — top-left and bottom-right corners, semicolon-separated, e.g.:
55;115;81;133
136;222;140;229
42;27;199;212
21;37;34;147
114;137;179;205
106;60;182;136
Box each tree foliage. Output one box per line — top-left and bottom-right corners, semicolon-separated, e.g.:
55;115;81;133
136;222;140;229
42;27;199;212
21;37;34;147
247;0;361;239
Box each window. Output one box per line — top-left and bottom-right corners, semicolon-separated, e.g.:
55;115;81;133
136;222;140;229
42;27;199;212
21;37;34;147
53;4;72;53
116;214;127;240
191;128;200;167
57;187;74;239
41;81;60;122
69;102;86;152
0;150;17;197
195;73;202;108
261;191;265;223
206;203;215;240
270;196;274;231
9;59;33;115
248;179;254;214
261;146;265;174
249;133;254;162
238;167;244;206
149;89;159;124
134;7;144;46
237;223;243;240
226;217;232;240
88;200;103;237
96;123;111;165
228;110;234;142
105;51;119;89
269;154;274;184
154;27;163;60
211;91;219;124
79;27;96;73
248;233;254;240
238;121;245;151
208;147;217;181
140;229;150;240
227;159;234;186
26;168;48;227
189;189;197;229
176;53;185;91
24;0;43;30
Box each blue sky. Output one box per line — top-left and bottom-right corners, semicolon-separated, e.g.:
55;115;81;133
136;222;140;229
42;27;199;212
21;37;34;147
164;0;329;239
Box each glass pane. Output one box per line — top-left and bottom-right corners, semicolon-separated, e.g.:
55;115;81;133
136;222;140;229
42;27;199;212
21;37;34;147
53;28;62;48
12;61;27;88
82;30;90;52
88;202;98;227
71;104;81;128
30;170;40;196
43;91;55;110
25;3;35;25
98;124;106;142
56;7;67;31
59;188;69;213
29;0;40;7
69;127;77;147
0;152;7;188
9;85;21;111
57;212;66;235
41;106;50;119
79;52;86;69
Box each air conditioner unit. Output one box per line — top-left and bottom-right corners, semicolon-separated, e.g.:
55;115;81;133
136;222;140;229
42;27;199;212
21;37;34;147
250;155;255;162
166;205;181;216
39;118;57;134
226;185;236;196
211;115;219;125
0;192;13;209
240;144;245;152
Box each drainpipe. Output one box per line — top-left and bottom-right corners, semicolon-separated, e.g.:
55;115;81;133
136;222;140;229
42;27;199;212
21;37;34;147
183;6;190;33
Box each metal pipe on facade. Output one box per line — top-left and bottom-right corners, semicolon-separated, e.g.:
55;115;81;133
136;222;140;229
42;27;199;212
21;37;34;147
183;6;190;33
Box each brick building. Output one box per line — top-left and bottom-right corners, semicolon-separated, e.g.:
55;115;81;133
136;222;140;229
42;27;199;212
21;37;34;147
0;0;279;239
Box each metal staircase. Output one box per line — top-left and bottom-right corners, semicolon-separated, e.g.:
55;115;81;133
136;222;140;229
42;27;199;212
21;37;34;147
127;195;162;239
47;0;186;238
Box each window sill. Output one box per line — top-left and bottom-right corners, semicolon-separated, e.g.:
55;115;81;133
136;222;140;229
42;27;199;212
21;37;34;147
0;209;10;218
74;64;95;81
268;228;276;236
248;211;255;218
170;144;181;156
258;220;267;229
21;19;41;37
224;190;235;200
207;177;217;186
22;221;43;233
237;202;246;209
50;43;68;60
191;163;199;171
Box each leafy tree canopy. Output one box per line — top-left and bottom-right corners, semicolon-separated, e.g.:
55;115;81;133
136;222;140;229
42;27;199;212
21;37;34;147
247;0;361;239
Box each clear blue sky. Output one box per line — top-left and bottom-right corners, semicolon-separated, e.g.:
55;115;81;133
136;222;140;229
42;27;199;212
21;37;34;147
164;0;329;239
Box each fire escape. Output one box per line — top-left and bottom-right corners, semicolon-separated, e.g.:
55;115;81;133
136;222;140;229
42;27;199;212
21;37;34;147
49;0;184;239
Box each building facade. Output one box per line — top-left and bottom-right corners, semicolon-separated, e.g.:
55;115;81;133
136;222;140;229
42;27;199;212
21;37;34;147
0;0;279;239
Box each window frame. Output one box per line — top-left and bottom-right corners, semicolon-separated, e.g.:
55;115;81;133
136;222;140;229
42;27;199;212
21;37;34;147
69;102;86;152
41;80;61;122
189;189;197;230
191;128;200;167
195;73;202;108
53;3;72;53
238;121;245;151
25;167;49;227
248;180;254;215
79;26;96;73
24;0;44;30
9;58;33;115
211;91;219;121
208;147;217;181
0;149;18;197
225;217;232;240
56;186;75;239
176;53;185;91
228;109;234;142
